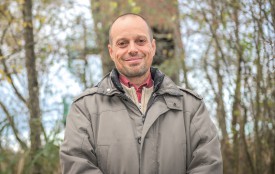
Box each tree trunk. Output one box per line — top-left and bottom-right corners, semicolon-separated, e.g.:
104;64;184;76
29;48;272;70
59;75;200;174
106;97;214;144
231;1;243;173
22;0;42;173
201;1;231;171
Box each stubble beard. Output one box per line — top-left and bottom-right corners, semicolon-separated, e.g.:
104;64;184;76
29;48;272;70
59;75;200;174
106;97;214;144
122;64;148;78
117;53;153;79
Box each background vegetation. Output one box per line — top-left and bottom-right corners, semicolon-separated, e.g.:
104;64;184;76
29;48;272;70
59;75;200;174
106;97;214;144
0;0;274;173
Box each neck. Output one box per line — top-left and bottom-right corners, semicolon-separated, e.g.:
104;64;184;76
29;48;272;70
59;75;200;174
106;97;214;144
122;71;150;87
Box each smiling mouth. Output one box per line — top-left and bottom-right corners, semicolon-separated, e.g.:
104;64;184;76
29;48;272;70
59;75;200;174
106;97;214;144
125;57;142;61
124;57;142;65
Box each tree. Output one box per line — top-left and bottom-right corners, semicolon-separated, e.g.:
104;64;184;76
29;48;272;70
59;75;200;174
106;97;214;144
1;0;82;173
22;0;42;173
179;0;275;173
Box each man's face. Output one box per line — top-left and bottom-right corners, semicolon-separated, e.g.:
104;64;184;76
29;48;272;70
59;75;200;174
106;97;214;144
108;16;156;79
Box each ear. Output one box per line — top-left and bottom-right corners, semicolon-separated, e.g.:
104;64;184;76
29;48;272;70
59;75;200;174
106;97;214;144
108;44;115;61
151;39;156;55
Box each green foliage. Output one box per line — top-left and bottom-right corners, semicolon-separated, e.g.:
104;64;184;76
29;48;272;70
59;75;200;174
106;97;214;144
24;142;60;174
127;0;141;14
0;143;60;174
109;1;118;10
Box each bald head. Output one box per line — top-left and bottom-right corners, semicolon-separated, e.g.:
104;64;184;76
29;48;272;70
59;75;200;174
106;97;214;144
108;13;153;44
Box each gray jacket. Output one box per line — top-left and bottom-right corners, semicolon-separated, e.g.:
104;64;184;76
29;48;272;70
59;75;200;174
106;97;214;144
60;68;223;174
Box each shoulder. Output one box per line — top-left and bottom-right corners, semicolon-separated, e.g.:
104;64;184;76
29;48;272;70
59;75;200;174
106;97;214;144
73;87;98;103
177;86;203;100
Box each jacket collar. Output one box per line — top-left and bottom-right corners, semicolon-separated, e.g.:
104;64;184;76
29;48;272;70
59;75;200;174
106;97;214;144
151;67;182;96
150;67;165;93
95;67;182;96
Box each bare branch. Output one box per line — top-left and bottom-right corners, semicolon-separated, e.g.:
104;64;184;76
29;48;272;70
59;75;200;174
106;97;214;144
0;100;28;150
0;52;27;105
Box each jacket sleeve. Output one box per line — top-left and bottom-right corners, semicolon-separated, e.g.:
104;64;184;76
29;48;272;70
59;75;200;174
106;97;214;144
187;101;223;174
60;101;103;174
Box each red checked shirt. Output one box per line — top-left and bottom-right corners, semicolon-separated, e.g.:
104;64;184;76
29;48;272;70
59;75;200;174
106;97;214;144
119;73;154;103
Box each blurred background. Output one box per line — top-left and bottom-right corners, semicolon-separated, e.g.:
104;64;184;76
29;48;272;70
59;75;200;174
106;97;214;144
0;0;274;173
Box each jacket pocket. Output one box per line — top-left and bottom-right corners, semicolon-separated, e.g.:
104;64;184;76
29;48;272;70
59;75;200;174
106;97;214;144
96;145;110;174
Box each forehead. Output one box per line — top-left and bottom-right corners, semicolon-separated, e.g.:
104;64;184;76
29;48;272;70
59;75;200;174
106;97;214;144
110;16;150;40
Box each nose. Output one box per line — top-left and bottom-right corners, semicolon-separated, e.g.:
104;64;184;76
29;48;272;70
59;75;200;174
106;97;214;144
128;42;138;56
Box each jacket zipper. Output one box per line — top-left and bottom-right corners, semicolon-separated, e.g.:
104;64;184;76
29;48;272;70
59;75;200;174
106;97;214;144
118;94;143;114
118;92;160;174
118;93;159;118
144;93;159;119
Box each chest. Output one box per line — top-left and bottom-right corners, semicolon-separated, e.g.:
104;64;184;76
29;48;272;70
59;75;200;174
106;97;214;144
93;95;187;174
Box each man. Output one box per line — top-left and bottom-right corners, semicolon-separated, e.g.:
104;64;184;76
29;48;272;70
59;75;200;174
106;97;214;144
60;13;223;174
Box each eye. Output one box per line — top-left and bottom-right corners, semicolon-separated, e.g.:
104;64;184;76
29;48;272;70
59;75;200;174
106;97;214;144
117;40;128;48
136;38;147;45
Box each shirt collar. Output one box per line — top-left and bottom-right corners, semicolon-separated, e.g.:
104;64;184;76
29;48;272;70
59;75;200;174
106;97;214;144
119;72;154;91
